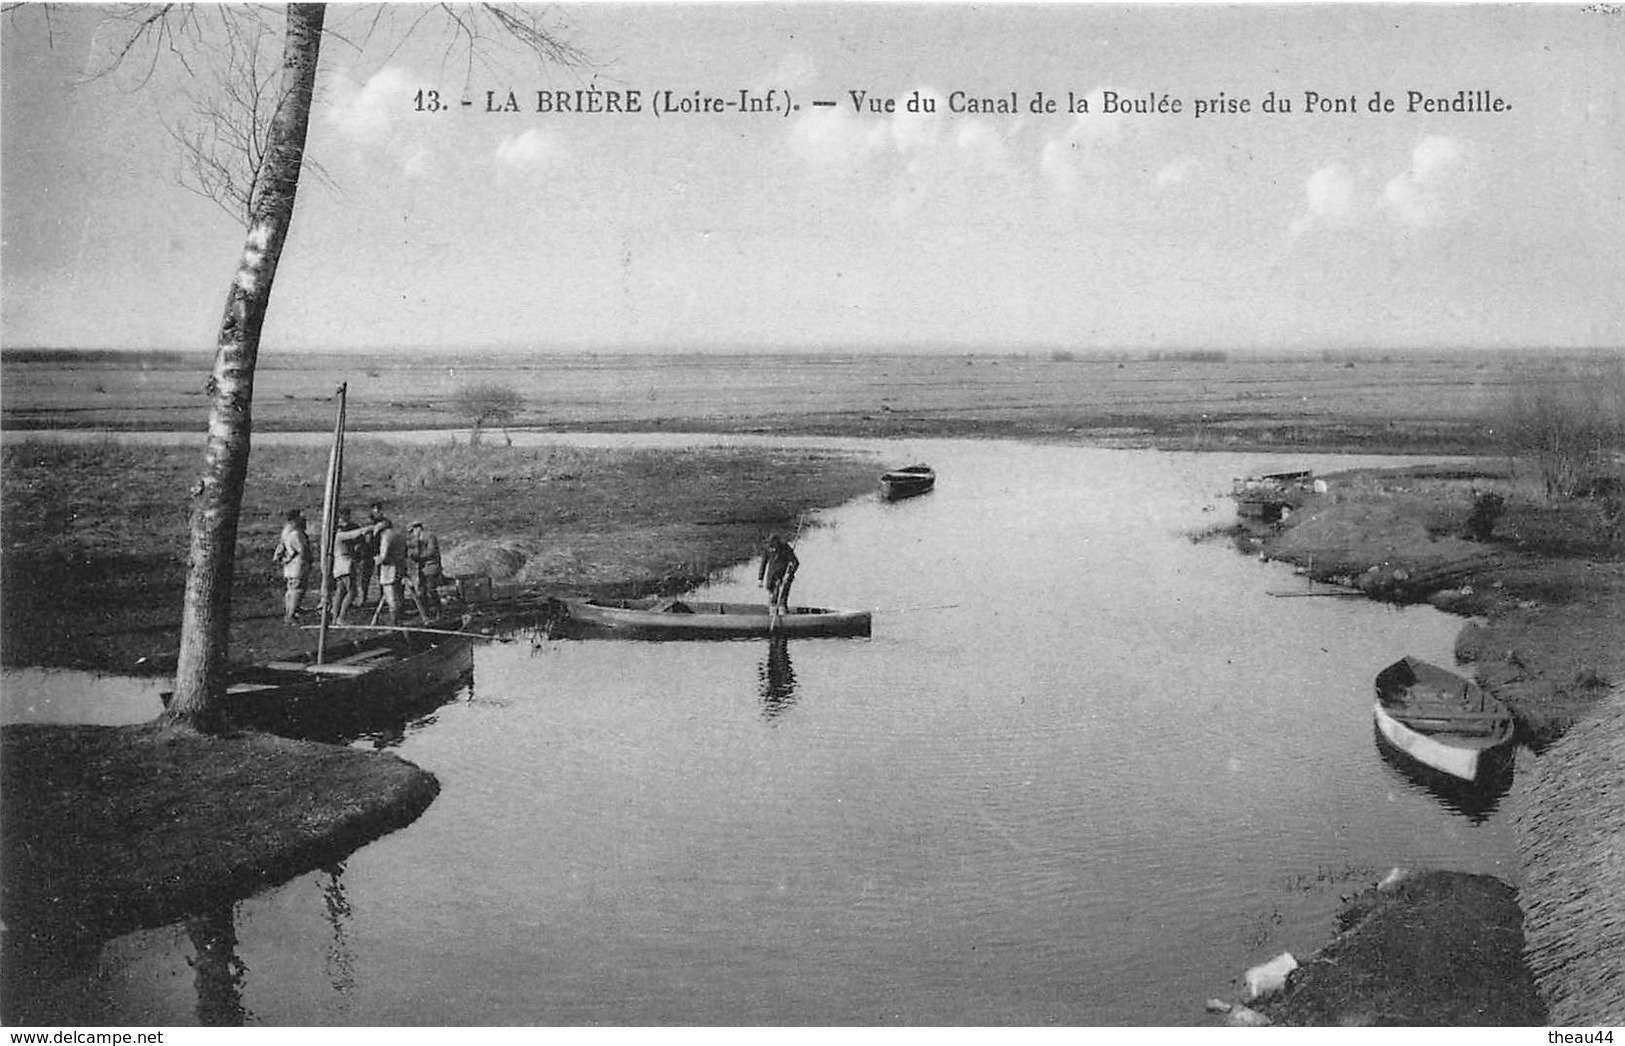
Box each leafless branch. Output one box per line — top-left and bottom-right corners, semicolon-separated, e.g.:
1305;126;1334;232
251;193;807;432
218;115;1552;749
3;3;57;48
476;3;590;67
42;2;593;227
162;10;280;224
334;2;597;93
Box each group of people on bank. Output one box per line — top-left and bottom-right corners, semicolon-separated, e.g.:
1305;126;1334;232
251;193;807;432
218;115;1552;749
272;502;442;627
275;506;807;629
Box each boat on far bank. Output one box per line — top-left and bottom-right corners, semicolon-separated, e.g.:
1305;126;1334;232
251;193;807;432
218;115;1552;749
1372;656;1516;784
563;597;872;639
1231;468;1320;522
881;464;936;500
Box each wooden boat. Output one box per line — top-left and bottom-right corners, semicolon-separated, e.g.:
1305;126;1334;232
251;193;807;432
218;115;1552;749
563;597;871;639
161;631;474;741
162;385;479;741
1372;656;1516;783
1232;469;1317;521
880;464;936;500
1370;720;1511;823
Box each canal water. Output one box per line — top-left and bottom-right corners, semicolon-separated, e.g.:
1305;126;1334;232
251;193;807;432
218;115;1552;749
3;440;1524;1026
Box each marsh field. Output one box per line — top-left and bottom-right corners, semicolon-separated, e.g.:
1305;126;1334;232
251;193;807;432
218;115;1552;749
2;346;1615;680
0;347;1581;451
4;347;1623;1025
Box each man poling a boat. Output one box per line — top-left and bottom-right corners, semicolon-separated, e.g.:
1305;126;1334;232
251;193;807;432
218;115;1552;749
758;534;799;623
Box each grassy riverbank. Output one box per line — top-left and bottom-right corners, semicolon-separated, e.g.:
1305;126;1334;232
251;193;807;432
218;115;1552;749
1;438;881;673
1243;462;1625;745
0;722;439;1025
1252;869;1545;1025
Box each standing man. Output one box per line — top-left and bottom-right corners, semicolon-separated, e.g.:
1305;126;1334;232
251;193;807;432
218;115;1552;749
372;507;407;626
405;520;444;620
758;533;799;623
272;508;311;625
351;507;378;610
329;506;371;623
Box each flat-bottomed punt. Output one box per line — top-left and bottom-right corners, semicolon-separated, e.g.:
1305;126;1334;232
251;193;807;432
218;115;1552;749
161;632;474;740
880;464;936;501
564;597;871;639
1372;656;1515;783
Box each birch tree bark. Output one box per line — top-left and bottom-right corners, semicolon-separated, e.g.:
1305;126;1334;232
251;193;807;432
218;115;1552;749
163;3;325;732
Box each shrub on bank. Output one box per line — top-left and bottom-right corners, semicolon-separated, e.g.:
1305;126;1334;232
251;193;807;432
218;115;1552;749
1494;358;1625;500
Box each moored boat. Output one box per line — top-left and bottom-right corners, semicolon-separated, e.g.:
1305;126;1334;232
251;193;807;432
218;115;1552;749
161;631;474;741
161;384;476;741
880;464;936;500
563;597;871;639
1372;656;1515;783
1231;469;1318;521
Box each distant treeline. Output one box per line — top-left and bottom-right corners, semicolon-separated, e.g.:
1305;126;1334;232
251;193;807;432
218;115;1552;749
1;348;205;368
1144;350;1229;363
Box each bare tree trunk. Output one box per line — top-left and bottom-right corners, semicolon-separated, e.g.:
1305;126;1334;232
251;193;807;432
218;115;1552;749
164;4;325;732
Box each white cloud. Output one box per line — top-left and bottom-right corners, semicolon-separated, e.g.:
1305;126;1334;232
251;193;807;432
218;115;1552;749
324;66;413;142
1038;88;1132;197
322;66;434;179
787;87;1020;219
955;120;1014;174
1040;139;1085;197
887;90;948;153
1155;157;1197;188
495;129;562;173
768;51;819;92
1291;137;1474;237
1382;135;1470;228
787;106;885;174
1290;163;1359;235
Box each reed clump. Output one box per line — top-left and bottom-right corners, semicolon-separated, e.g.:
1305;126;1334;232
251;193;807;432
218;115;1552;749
1516;685;1625;1024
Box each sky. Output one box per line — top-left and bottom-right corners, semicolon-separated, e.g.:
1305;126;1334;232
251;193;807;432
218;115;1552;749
2;1;1622;355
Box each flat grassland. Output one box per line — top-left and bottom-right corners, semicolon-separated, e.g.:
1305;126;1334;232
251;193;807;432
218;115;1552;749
1;347;1617;678
1;438;880;673
0;347;1571;452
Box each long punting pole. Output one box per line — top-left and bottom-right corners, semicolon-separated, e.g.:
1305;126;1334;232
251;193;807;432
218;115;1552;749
316;382;348;664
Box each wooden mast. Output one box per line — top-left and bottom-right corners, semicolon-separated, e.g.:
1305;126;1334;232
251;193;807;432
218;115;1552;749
316;382;347;664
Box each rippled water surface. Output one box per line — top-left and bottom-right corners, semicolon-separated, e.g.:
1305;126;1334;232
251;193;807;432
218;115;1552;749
4;440;1524;1025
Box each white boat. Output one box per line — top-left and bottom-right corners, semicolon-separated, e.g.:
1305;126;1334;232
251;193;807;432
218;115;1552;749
1372;657;1515;783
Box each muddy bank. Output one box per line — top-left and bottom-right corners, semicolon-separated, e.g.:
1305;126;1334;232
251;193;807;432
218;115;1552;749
1232;462;1623;1024
1251;869;1544;1026
0;721;438;1025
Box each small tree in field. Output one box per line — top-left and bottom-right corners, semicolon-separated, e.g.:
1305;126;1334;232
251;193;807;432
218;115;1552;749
457;383;524;446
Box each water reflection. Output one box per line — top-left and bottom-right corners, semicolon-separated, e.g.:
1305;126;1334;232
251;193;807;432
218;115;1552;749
185;903;249;1027
3;442;1526;1026
757;637;798;721
320;865;356;999
1371;721;1515;824
340;668;475;749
